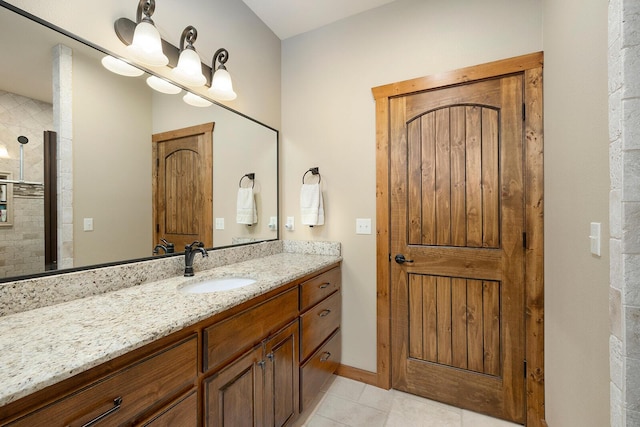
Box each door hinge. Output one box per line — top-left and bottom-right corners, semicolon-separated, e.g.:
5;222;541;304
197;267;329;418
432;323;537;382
524;360;527;378
522;103;526;121
389;253;391;262
156;224;160;233
522;232;527;249
156;158;159;168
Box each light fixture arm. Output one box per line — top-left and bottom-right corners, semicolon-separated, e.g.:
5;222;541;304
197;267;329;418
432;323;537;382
212;48;230;73
135;0;155;23
180;26;198;51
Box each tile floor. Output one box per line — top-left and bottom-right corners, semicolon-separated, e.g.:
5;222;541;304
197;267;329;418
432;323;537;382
298;376;521;427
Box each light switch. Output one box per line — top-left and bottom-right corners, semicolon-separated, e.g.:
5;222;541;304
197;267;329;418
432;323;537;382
215;218;225;230
589;222;601;256
83;218;93;231
356;218;372;235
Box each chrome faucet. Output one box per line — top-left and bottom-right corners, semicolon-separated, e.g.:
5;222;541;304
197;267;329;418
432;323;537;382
184;241;208;277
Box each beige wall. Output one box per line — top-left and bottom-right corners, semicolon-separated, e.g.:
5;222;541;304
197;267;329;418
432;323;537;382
542;0;610;425
72;48;153;265
281;0;542;372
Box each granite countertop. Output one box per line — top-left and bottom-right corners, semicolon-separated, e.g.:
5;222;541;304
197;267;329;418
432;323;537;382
0;252;340;407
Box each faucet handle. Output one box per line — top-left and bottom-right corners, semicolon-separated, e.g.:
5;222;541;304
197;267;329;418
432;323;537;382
186;241;204;250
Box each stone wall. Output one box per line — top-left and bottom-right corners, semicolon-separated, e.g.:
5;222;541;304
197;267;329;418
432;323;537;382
609;0;640;425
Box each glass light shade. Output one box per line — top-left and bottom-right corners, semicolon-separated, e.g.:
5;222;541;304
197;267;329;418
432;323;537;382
208;68;237;101
126;20;168;67
101;55;144;77
171;48;206;87
146;76;181;94
0;145;8;159
183;92;212;107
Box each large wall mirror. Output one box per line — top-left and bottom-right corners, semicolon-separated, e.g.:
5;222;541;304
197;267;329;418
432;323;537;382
0;3;279;282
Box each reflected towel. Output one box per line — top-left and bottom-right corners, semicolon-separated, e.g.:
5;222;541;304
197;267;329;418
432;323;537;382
300;183;324;226
237;187;257;225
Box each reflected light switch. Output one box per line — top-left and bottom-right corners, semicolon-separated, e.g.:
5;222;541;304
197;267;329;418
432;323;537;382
215;218;225;230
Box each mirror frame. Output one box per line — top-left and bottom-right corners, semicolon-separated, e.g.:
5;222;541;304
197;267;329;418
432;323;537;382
0;2;280;284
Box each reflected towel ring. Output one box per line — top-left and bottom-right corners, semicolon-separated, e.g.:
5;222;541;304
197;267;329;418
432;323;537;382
302;167;321;184
239;173;255;188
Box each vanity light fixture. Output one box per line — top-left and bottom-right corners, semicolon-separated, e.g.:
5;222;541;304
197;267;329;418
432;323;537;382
183;92;213;108
146;75;181;94
125;0;168;67
0;145;8;159
100;55;144;77
170;26;207;87
0;137;42;185
208;48;237;101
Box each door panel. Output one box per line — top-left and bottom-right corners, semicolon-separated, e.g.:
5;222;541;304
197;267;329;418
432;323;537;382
152;123;214;250
390;76;525;423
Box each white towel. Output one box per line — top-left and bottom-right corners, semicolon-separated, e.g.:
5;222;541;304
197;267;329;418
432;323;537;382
300;183;324;226
236;187;257;225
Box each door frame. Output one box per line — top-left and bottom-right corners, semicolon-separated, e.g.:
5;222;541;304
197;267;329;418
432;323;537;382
371;52;544;426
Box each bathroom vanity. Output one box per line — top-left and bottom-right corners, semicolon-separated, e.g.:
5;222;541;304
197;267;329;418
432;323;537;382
0;250;341;426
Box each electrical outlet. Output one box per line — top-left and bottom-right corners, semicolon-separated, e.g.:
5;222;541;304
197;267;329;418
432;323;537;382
285;216;295;231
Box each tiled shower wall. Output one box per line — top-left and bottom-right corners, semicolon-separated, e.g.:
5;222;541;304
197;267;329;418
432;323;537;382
0;90;52;278
609;0;640;425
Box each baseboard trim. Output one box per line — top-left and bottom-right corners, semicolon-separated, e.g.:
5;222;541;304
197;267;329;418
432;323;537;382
336;364;380;387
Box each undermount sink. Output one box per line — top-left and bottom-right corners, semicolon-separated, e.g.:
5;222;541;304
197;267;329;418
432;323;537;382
178;277;257;294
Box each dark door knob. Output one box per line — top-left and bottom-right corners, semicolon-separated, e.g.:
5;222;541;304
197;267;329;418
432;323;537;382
394;254;414;264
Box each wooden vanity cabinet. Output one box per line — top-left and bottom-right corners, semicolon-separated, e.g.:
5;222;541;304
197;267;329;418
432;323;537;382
0;262;342;427
3;334;198;427
204;320;299;427
298;266;342;413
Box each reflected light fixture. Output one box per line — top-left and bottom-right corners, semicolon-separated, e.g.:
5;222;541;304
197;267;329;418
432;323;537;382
183;92;212;108
125;0;168;67
208;48;237;101
146;75;181;94
170;26;207;87
0;145;8;159
101;55;144;77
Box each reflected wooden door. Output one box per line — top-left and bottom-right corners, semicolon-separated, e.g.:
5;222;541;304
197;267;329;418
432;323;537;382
152;123;214;251
390;76;525;423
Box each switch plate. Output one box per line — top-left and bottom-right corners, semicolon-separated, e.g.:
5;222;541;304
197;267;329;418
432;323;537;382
590;222;601;256
215;218;225;230
356;218;372;235
83;218;93;232
269;216;277;230
285;216;295;231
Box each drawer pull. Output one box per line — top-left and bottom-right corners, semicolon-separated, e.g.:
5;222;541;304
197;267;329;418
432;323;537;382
318;309;331;318
320;352;332;362
319;282;331;289
81;397;122;427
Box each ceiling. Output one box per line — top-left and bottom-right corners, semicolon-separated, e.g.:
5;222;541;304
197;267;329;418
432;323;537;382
240;0;396;40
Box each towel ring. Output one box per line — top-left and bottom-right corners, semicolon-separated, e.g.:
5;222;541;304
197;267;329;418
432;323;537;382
239;173;255;188
302;167;321;184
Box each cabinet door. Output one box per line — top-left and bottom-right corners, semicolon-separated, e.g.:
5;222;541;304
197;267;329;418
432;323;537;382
204;345;265;427
264;320;299;427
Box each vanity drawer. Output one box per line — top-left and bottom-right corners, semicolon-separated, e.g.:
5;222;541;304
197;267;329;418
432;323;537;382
299;267;341;311
203;287;299;373
8;335;197;427
300;291;341;361
300;329;341;412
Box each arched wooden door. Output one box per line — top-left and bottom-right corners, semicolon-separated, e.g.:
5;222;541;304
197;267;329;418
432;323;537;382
389;75;525;423
373;52;544;426
152;122;214;251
